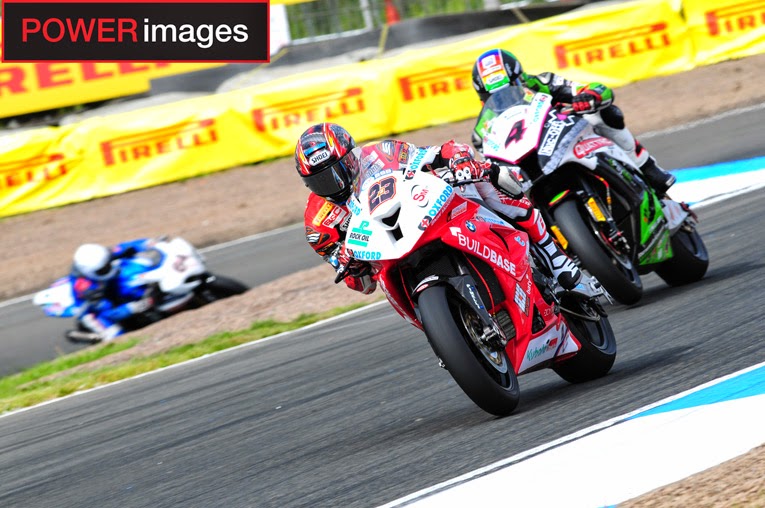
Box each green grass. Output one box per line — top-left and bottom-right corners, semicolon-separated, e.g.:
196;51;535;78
0;302;371;415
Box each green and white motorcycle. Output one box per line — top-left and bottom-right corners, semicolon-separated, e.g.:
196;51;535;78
476;85;708;305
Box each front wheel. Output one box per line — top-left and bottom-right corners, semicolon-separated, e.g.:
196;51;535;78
417;286;520;416
553;199;643;305
554;295;617;383
654;226;709;286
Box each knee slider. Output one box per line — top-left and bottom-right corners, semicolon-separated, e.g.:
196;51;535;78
490;164;524;199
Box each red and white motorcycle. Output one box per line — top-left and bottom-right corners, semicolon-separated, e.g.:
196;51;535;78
337;142;617;416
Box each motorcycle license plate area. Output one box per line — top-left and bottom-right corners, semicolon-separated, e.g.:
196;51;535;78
346;169;454;261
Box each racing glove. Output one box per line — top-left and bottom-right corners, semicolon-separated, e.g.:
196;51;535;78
439;139;474;160
330;246;376;295
125;284;160;314
448;151;491;183
572;86;604;114
126;295;156;315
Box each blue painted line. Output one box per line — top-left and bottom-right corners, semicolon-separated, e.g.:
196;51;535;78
631;365;765;419
671;156;765;183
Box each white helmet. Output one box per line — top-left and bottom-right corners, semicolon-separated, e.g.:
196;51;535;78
73;244;116;281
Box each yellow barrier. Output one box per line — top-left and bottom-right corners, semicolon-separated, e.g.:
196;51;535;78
685;0;765;65
506;0;695;86
0;125;82;215
0;0;761;218
0;25;223;118
0;59;224;119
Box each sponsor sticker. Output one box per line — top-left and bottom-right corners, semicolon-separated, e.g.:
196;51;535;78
308;149;330;166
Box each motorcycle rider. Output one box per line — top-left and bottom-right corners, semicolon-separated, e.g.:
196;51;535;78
67;239;159;342
470;48;676;196
295;122;604;298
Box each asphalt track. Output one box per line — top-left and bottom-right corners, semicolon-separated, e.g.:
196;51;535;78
2;105;765;376
0;187;762;508
0;110;763;507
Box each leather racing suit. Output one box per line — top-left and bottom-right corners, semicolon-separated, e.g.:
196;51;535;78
304;139;585;294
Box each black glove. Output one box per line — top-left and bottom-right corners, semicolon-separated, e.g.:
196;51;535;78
334;245;371;278
113;246;137;259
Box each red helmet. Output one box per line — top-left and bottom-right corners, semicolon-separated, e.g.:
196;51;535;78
295;123;358;203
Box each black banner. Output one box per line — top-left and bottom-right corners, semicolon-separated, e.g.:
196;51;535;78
2;1;270;62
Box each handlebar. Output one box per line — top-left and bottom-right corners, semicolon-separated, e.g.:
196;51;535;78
442;177;486;187
333;256;353;284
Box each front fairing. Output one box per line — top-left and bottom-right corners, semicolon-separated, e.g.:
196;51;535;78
121;238;207;295
481;86;551;165
33;277;82;317
481;86;589;176
347;166;454;262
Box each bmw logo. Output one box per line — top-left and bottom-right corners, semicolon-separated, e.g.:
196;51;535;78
465;220;476;232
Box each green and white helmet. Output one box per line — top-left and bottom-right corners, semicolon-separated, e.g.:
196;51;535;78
471;48;524;103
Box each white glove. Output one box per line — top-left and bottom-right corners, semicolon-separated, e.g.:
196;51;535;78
126;296;155;314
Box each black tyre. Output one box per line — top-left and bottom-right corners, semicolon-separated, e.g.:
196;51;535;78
554;296;617;383
418;286;520;416
654;227;709;286
553;199;643;305
204;275;249;300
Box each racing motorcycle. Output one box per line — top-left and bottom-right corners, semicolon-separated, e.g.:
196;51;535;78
476;85;709;305
33;236;249;343
336;142;617;416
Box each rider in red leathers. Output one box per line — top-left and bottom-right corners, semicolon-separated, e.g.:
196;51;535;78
295;123;604;298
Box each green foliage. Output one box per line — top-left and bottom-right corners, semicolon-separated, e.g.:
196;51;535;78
0;302;371;415
285;0;553;40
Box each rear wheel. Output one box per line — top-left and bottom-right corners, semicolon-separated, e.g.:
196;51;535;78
553;199;643;305
654;226;709;286
554;295;617;383
418;286;520;416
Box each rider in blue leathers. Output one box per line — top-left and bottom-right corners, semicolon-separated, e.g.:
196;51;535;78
69;239;159;342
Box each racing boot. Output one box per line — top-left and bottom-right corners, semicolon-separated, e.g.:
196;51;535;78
537;237;607;300
595;121;676;197
78;313;123;342
515;208;582;291
504;202;605;299
638;153;676;197
569;273;608;300
66;330;104;344
535;232;583;291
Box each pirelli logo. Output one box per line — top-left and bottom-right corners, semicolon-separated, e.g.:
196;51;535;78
705;0;765;36
554;23;671;69
398;66;471;102
100;118;218;166
0;153;69;189
251;88;365;133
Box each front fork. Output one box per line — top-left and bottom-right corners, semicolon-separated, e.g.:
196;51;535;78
544;180;631;259
413;272;507;351
579;189;631;255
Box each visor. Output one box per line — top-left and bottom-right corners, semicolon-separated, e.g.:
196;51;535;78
95;263;113;277
302;153;354;199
